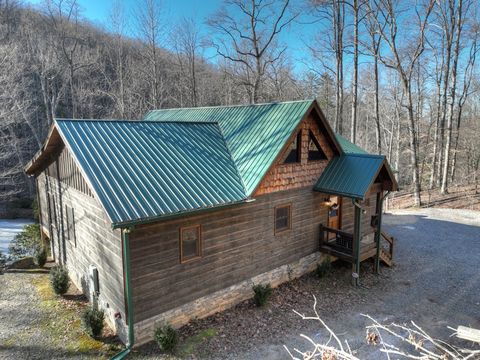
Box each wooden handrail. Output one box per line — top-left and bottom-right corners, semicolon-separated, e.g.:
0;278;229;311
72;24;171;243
380;230;394;259
381;230;394;245
320;225;353;239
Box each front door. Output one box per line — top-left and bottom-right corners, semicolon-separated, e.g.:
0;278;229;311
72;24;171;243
328;196;341;239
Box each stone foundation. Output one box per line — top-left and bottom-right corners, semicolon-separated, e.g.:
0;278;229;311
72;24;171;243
133;251;327;346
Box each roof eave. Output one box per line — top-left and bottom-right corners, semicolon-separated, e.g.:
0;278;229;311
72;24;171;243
111;197;255;229
313;187;364;200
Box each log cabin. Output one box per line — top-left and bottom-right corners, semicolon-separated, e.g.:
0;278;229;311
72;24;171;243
25;99;398;347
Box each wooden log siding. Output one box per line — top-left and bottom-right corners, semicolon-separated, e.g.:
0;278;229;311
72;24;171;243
255;112;335;196
36;147;125;330
341;193;378;236
129;187;329;323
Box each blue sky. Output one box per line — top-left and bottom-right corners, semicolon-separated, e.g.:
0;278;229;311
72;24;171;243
24;0;323;74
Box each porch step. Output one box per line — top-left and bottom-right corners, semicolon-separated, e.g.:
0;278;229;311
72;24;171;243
380;248;393;267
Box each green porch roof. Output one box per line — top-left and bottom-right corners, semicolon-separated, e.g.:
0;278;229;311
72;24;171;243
314;153;388;199
56;120;248;226
144;100;317;195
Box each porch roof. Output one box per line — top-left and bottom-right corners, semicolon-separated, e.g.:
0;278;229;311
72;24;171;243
313;153;398;199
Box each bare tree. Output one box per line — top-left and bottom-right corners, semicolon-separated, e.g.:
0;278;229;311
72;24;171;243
440;0;469;194
208;0;298;104
135;0;166;109
171;17;201;107
368;0;435;206
43;0;85;118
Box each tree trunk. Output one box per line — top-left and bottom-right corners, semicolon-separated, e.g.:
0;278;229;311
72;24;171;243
350;0;358;143
440;0;463;194
373;52;381;154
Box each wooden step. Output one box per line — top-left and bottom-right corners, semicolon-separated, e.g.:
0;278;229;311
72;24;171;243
380;248;393;267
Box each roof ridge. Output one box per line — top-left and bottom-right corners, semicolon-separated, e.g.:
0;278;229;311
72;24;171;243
341;153;385;159
55;118;219;125
145;99;314;113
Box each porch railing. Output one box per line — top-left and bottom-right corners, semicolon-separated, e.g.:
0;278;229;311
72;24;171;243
319;224;354;255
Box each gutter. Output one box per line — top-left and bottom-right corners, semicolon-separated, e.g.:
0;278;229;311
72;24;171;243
111;227;135;360
111;198;255;230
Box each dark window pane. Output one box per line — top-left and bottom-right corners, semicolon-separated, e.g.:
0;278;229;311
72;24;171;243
308;130;327;161
275;206;290;232
181;226;200;261
284;132;301;164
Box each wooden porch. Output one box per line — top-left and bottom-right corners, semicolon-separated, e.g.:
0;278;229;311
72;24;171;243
319;225;394;268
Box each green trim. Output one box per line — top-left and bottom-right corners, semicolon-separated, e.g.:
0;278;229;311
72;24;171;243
314;187;364;200
111;198;255;229
111;228;134;360
352;199;362;287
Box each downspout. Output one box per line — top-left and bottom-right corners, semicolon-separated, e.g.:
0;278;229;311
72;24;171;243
374;191;391;274
111;227;134;360
351;199;363;287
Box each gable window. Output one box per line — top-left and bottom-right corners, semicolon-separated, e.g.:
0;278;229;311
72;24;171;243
283;131;302;164
308;130;327;161
275;204;291;234
65;205;76;247
180;225;202;263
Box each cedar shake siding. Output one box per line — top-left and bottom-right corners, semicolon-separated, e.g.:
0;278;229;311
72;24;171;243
36;147;125;331
255;111;336;195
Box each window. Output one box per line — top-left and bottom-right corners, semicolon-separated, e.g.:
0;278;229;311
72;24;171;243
48;194;57;227
308;130;327;161
275;204;291;234
180;225;202;263
283;131;302;164
65;205;76;247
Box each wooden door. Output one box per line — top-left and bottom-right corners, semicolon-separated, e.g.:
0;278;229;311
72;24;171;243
328;196;341;239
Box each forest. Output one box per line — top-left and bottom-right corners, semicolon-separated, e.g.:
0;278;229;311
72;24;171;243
0;0;479;208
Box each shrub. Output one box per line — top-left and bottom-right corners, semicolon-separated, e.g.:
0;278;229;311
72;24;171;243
50;265;69;295
34;246;47;267
9;224;41;258
252;283;273;307
316;257;332;278
0;251;6;273
154;324;178;353
82;306;105;338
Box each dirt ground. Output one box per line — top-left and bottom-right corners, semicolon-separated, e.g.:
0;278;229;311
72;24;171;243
1;208;479;359
132;208;480;359
0;266;122;360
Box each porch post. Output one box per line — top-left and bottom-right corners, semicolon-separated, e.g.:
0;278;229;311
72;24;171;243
352;200;362;287
374;192;383;274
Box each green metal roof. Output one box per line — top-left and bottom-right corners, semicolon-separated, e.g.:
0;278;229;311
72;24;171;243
314;153;386;199
334;133;368;154
56;120;248;226
144;100;314;194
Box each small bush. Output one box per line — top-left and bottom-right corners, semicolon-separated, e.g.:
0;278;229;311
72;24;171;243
154;324;178;353
50;265;69;295
9;224;41;258
0;251;6;273
316;257;332;278
252;283;273;307
34;246;47;267
82;306;105;338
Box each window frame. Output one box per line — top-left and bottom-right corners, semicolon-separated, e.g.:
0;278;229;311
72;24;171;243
307;130;327;162
282;131;302;164
274;204;292;235
179;224;202;263
65;205;76;247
